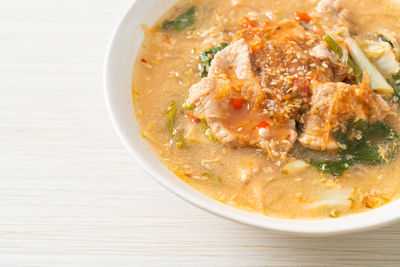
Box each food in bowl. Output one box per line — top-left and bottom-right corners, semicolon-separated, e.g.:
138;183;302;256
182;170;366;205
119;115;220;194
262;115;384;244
132;0;400;219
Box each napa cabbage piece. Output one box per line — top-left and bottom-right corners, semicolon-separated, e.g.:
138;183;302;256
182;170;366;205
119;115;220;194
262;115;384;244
345;37;394;97
358;39;400;78
306;188;354;217
359;39;391;60
306;188;353;210
377;32;400;60
374;49;400;78
282;159;309;175
311;119;400;177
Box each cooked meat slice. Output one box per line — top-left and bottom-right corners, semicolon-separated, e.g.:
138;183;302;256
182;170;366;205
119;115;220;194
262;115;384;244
236;19;352;123
187;39;297;163
298;77;392;151
311;44;333;60
187;38;258;120
310;43;352;82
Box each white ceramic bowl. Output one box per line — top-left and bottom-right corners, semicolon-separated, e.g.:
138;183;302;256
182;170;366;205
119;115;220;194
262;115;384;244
104;0;400;236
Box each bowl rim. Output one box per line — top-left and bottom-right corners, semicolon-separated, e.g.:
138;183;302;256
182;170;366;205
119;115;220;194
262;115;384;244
104;0;400;236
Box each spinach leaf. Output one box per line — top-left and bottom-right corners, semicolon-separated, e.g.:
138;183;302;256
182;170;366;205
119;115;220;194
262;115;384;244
311;159;355;177
338;120;399;165
311;119;399;176
162;6;196;31
199;43;228;77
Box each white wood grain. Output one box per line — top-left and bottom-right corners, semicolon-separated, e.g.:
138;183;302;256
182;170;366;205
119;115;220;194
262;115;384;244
1;0;400;266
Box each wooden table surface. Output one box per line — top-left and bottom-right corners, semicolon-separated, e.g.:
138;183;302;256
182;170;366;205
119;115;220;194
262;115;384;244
2;0;400;266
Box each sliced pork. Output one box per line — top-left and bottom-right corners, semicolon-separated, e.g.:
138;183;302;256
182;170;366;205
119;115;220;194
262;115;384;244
298;76;392;151
187;39;297;163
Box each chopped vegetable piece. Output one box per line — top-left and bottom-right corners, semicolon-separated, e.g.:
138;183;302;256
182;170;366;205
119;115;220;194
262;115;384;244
183;123;208;143
185;113;200;123
377;33;395;49
282;159;309;175
175;132;186;148
358;38;399;78
376;32;400;60
311;159;354;177
201;119;217;141
323;35;362;81
230;97;244;110
165;102;186;147
295;11;312;23
166;101;177;134
335;120;399;165
162;6;196;31
311;119;400;176
202;172;222;183
182;98;196;110
375;51;400;78
345;37;394;97
256;121;270;128
358;39;389;60
199;43;228;77
306;188;353;209
388;73;400;101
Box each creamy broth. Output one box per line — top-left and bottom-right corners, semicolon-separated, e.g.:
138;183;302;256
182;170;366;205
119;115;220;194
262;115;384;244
133;0;400;219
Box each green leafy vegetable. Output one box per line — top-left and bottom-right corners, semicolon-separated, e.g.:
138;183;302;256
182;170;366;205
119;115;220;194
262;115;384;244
323;35;362;81
311;159;354;177
311;119;399;176
199;43;228;77
162;6;196;31
166;101;177;134
388;73;400;101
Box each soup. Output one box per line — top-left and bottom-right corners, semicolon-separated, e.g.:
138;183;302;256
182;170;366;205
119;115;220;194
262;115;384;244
133;0;400;219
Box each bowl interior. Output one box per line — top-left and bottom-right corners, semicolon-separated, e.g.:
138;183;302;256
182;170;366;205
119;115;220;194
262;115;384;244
104;0;400;235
